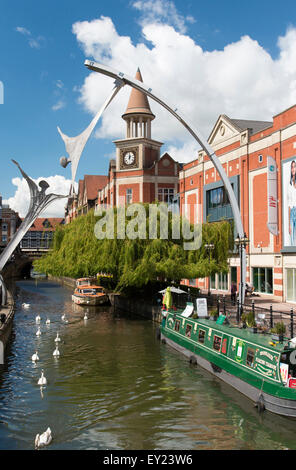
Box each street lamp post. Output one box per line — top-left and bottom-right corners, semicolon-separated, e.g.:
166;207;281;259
205;243;214;296
234;233;249;320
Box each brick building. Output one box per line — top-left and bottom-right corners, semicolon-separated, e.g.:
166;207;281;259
20;217;65;252
180;106;296;303
96;69;180;208
0;195;21;249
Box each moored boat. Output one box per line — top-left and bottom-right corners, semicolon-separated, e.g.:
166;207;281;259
76;277;97;288
160;302;296;418
72;285;109;306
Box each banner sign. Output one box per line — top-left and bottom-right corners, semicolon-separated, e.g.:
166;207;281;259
267;156;278;236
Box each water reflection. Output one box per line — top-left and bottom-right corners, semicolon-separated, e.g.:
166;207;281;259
0;279;295;450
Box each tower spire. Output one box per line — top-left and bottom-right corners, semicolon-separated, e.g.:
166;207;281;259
122;68;155;139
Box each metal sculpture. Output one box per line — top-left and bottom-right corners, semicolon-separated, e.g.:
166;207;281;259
58;78;124;193
84;60;247;306
0;160;67;305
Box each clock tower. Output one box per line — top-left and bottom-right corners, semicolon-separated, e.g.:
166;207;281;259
114;68;163;172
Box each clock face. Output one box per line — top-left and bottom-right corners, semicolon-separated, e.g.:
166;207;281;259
124;151;135;165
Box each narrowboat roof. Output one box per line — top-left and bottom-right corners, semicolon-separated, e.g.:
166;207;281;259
170;312;291;353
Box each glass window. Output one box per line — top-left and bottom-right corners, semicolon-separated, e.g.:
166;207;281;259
210;273;216;290
252;268;273;294
286;268;296;302
158;188;175;203
174;320;180;332
189;279;196;286
218;272;228;291
213;335;222;352
185;324;192;338
246;348;255;367
198;329;205;343
126;188;132;205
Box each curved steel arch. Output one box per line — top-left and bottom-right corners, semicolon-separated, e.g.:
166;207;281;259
84;60;246;305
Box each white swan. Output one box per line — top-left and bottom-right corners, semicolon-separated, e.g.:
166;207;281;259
32;351;39;362
61;314;66;321
54;333;61;343
37;370;47;386
35;315;41;324
84;313;88;320
35;427;52;449
22;303;30;309
36;327;41;337
53;346;60;357
46;318;50;325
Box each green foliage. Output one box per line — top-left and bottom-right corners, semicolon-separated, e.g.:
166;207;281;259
246;310;256;327
34;206;233;292
270;322;286;335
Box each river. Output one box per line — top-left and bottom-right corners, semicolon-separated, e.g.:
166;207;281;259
0;279;295;450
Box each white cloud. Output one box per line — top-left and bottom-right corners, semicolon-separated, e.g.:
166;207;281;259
132;0;193;33
52;100;66;111
3;175;75;218
72;4;296;164
15;26;44;49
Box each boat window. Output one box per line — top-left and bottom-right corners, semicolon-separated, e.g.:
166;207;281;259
213;335;222;352
174;320;180;332
185;324;192;338
246;348;255;367
198;329;205;343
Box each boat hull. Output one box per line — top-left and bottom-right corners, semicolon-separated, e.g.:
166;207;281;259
71;294;109;306
162;332;296;418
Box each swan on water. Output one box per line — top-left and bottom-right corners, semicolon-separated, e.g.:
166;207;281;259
53;346;60;357
35;427;52;449
37;370;47;386
22;303;30;309
36;327;41;337
84;313;88;320
46;318;50;325
35;315;41;324
32;351;39;362
55;333;61;342
61;314;66;321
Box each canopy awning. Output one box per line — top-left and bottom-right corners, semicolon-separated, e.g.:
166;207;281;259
158;287;187;295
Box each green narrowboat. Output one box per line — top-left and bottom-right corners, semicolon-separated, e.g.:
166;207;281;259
160;307;296;417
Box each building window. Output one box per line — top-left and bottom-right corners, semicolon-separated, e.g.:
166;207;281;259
258;154;263;163
207;186;230;209
286;268;296;302
218;272;228;291
158;188;175;203
210;273;216;290
174;320;180;332
252;267;273;294
189;279;196;286
2;235;7;243
185;324;192;338
126;188;132;205
198;329;205;343
246;348;255;367
213;335;222;352
2;223;8;231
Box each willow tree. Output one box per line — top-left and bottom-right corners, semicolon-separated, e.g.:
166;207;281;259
34;204;232;291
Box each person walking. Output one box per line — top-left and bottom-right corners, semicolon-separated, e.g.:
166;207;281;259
231;281;237;305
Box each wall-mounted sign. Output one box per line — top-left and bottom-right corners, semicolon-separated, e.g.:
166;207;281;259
267;156;278;236
282;157;296;249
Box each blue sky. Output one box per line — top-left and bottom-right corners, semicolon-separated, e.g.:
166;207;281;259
1;0;296;216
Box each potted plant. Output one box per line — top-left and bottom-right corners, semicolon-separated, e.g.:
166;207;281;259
210;309;218;321
270;322;286;342
241;313;247;328
246;311;257;333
